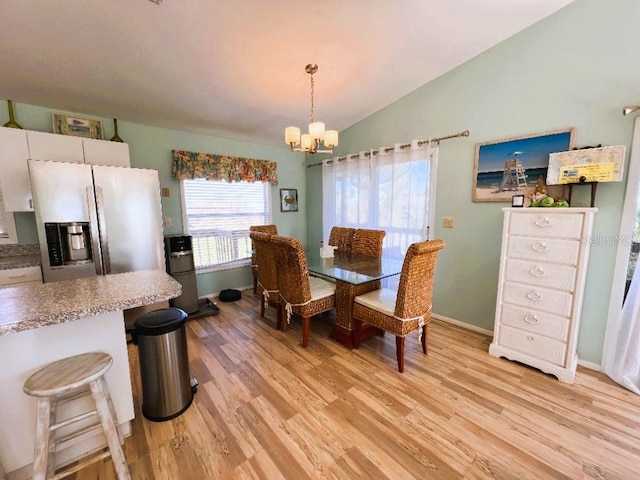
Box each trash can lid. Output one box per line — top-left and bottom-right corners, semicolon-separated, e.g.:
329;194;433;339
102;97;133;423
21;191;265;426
133;308;188;336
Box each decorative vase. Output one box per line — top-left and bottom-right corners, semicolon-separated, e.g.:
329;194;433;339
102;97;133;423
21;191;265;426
110;118;123;142
3;100;23;129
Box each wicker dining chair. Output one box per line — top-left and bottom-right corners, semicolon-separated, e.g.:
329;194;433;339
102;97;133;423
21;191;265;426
250;224;278;293
249;231;282;329
328;226;356;253
272;235;336;347
352;228;386;258
352;239;445;372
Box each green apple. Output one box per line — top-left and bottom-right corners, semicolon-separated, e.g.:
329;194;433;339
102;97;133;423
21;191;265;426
540;197;555;207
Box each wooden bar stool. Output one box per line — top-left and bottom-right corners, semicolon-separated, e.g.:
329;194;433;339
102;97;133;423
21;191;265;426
23;352;130;480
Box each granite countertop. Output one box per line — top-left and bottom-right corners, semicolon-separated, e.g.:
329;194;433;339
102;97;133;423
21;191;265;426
0;254;41;270
0;269;182;336
0;244;41;270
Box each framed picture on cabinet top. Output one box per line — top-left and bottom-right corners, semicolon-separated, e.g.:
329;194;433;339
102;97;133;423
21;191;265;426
52;113;104;140
280;188;298;212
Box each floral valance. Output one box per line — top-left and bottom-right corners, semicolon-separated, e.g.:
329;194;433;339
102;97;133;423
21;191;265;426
172;150;278;185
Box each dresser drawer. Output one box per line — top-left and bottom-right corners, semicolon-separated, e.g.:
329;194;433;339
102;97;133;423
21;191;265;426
500;304;570;341
0;266;42;286
507;237;580;265
504;259;576;291
502;281;573;317
499;325;567;366
508;212;584;239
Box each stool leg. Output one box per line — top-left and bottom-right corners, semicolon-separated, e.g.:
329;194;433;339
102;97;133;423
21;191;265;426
33;397;52;480
90;378;130;480
104;383;124;446
46;396;58;478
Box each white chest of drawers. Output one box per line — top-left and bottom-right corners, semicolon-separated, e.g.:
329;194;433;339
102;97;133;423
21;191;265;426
489;207;597;383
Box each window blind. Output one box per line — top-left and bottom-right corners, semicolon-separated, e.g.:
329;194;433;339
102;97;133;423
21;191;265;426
182;179;270;270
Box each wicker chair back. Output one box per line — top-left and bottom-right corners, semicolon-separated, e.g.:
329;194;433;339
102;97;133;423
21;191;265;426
394;239;445;320
328;227;356;253
249;231;279;294
352;229;386;257
271;235;312;306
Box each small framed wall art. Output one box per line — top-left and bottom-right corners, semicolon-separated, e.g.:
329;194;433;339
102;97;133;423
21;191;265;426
280;188;298;212
511;194;525;207
52;113;104;139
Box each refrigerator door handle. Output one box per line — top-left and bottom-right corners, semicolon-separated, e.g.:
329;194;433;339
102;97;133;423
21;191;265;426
94;186;112;274
86;186;103;276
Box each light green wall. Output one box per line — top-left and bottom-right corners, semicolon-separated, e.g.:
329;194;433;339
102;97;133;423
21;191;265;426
0;101;306;296
306;0;640;365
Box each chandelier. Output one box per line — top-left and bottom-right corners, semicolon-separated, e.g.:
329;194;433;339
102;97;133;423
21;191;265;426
285;64;338;154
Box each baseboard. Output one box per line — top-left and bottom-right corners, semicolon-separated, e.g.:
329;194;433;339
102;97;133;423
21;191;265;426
432;313;602;372
577;359;601;371
432;313;494;337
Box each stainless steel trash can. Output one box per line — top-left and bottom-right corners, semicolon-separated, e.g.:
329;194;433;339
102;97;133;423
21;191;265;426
128;308;197;422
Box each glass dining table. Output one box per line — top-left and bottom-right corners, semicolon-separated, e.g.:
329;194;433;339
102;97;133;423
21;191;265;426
306;249;404;349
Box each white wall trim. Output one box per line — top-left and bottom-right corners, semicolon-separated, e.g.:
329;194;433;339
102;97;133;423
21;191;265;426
432;313;494;337
577;359;601;372
433;313;602;372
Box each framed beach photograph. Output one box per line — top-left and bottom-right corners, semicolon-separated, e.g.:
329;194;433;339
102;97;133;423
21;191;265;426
280;188;298;212
472;127;575;202
52;113;104;139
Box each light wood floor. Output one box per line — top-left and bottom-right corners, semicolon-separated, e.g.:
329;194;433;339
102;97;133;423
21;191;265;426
70;291;640;479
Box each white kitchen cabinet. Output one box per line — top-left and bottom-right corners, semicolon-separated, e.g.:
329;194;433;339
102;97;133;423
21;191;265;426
0;266;42;287
82;137;130;167
0;127;130;211
489;207;597;384
27;130;85;164
0;127;32;212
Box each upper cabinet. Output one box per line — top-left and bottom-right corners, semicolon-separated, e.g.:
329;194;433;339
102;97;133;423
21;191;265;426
27;131;84;164
82;137;130;167
0;127;131;212
0;127;33;212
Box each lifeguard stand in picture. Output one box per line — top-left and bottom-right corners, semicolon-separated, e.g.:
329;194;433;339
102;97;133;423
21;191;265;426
498;151;527;192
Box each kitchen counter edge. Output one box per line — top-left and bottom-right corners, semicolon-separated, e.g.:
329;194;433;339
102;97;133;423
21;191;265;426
0;270;182;336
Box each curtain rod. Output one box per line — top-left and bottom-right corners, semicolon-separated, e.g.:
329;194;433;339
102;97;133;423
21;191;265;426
306;129;469;168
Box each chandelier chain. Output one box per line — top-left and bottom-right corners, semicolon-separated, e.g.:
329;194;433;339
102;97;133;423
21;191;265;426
309;73;315;124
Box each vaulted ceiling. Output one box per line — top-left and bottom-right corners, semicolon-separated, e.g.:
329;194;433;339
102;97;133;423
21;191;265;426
0;0;575;146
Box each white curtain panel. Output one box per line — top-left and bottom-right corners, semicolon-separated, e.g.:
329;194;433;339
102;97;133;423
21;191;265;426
603;117;640;394
322;140;438;260
605;264;640;394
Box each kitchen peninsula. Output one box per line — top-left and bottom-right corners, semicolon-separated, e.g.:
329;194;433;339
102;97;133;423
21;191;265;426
0;270;181;478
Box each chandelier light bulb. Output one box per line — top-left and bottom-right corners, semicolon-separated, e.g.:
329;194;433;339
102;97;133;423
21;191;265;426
285;126;301;145
309;121;325;140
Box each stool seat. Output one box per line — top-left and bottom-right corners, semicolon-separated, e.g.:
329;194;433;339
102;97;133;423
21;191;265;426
23;352;130;480
24;352;112;397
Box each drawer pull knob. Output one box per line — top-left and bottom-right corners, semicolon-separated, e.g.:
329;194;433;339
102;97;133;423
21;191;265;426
532;242;548;253
526;290;542;301
529;266;545;277
535;216;552;228
526;335;534;341
8;274;26;279
524;314;540;325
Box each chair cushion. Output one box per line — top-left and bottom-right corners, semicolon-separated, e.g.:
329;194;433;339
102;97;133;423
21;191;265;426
354;288;397;315
309;276;336;301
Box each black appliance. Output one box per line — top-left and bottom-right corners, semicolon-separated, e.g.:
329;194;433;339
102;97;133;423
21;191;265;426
164;235;199;314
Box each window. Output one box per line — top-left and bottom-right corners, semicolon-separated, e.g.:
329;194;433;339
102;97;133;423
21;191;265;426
0;187;17;245
181;179;271;271
322;145;437;260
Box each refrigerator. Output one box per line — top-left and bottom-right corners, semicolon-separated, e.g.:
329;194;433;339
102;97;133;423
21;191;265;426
28;159;165;283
